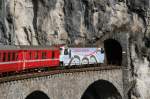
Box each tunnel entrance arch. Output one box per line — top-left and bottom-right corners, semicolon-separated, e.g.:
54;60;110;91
81;80;122;99
25;90;50;99
104;39;122;66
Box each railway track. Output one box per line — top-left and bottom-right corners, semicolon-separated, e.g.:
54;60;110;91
0;64;121;83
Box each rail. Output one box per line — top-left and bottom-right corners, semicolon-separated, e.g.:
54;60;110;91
0;64;121;83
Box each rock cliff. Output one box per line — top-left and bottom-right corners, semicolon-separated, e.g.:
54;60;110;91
0;0;150;99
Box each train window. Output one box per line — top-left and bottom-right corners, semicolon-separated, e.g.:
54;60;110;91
101;48;104;53
12;52;15;61
42;52;46;59
35;51;38;59
64;49;68;55
8;52;11;61
52;51;55;59
15;53;18;60
3;52;6;62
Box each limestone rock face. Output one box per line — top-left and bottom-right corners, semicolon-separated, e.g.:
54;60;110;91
0;0;146;45
0;0;150;99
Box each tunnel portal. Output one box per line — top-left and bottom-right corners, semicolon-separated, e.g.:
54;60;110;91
104;39;122;66
25;91;50;99
81;80;122;99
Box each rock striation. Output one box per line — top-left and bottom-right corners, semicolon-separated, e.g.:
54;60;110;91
0;0;150;99
0;0;147;45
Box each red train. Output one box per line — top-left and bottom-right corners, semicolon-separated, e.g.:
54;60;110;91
0;45;105;75
0;46;60;74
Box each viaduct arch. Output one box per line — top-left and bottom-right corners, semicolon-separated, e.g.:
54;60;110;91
81;80;122;99
25;90;50;99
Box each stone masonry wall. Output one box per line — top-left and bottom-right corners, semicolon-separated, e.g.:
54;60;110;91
0;69;123;99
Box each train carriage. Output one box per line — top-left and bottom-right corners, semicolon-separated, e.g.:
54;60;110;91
0;46;60;73
23;48;60;70
0;46;22;73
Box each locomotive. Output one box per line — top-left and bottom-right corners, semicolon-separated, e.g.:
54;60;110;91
60;46;104;66
0;45;105;74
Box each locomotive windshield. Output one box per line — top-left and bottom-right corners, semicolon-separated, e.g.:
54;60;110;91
101;48;104;53
64;49;68;55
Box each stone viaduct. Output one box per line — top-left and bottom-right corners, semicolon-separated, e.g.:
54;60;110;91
0;32;132;99
0;68;123;99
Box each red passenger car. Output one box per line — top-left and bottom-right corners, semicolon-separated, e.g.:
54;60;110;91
0;46;21;73
0;46;60;73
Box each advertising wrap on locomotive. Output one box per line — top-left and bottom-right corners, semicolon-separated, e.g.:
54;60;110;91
60;46;104;66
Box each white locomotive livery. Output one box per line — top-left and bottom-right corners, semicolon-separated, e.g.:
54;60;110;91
60;46;104;66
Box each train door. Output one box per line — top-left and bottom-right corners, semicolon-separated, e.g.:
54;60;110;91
11;51;17;71
22;50;27;70
38;50;42;66
60;47;71;66
47;50;52;66
23;50;34;69
17;50;24;71
53;49;60;66
54;49;60;59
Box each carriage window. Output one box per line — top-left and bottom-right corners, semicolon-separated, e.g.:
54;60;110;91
64;49;68;55
15;53;18;60
12;52;15;61
3;52;6;62
8;52;11;61
52;51;55;59
42;52;46;59
35;51;38;59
